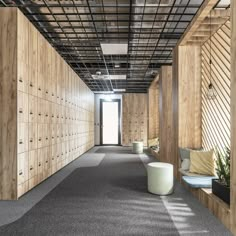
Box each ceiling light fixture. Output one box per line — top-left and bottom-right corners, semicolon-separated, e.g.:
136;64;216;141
113;89;126;92
206;10;217;100
101;43;128;55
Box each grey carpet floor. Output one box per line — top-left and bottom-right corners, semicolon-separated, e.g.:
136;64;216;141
0;149;179;236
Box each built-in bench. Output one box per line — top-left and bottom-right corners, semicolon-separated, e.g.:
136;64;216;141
181;174;230;229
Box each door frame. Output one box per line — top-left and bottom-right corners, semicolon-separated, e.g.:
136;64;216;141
100;99;121;146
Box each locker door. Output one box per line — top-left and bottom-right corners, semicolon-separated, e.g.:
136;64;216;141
17;152;29;197
18;123;29;154
28;22;38;97
28;94;37;123
28;149;38;189
29;123;38;151
18;91;28;123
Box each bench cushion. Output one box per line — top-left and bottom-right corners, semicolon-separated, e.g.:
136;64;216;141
182;176;217;188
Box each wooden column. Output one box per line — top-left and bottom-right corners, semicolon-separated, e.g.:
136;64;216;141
230;1;236;234
159;66;175;167
172;45;202;178
148;77;159;140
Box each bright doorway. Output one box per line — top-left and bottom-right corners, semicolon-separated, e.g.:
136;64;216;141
100;99;121;145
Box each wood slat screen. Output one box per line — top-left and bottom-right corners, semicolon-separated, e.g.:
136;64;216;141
201;20;231;152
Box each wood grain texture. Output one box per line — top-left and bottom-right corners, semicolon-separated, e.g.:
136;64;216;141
0;8;18;200
231;1;236;234
188;187;231;229
122;94;148;146
201;21;231;153
148;77;159;140
172;46;202;180
0;8;95;200
159;66;175;167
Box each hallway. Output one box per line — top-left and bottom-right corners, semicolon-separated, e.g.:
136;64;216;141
0;147;231;236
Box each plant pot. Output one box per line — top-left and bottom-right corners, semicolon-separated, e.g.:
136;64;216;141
212;179;230;205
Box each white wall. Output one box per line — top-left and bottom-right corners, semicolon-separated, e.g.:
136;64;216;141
94;94;122;145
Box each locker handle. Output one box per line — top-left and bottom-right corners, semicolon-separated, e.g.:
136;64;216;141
52;115;54;118
19;140;23;144
45;114;48;117
38;87;41;91
30;111;33;115
19;171;23;175
30;139;33;143
46;90;48;94
38;163;41;167
61;98;63;101
52;93;54;96
30;83;33;87
30;167;33;170
52;136;54;139
39;138;42;141
52;157;54;160
46;137;48;140
19;109;23;114
38;113;41;116
19;78;23;83
46;161;48;163
57;155;59;158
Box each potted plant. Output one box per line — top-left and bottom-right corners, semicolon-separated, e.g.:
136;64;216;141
212;147;230;205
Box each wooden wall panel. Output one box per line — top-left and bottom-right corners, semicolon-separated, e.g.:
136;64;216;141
201;21;231;153
122;94;147;146
148;77;159;140
231;1;236;234
0;8;18;200
0;8;95;200
172;46;202;178
159;66;174;166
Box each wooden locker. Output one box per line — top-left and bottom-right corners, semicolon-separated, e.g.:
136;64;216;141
43;146;51;179
56;124;61;144
51;124;57;145
44;100;50;124
44;124;50;147
51;49;57;103
37;98;44;124
17;152;29;197
28;94;37;123
18;91;28;123
37;124;44;149
28;22;38;97
18;123;29;154
56;55;61;104
28;149;38;189
51;144;57;174
37;148;44;182
51;104;56;124
17;12;29;93
45;44;52;102
37;34;46;99
29;123;38;151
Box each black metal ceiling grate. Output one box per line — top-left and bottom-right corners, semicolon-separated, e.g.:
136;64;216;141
0;0;207;93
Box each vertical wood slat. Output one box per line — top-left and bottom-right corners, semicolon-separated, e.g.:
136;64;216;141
201;20;231;153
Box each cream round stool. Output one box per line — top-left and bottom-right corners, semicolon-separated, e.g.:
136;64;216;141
147;162;174;195
132;141;143;154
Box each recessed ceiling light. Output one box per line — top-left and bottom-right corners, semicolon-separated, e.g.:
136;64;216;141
113;89;126;92
101;43;128;55
92;75;126;80
94;91;114;94
114;64;120;68
96;71;102;75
